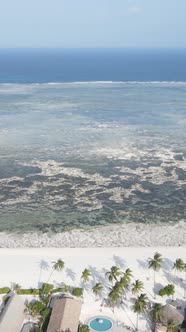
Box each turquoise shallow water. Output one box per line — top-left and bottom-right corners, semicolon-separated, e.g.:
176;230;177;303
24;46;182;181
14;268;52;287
0;82;185;233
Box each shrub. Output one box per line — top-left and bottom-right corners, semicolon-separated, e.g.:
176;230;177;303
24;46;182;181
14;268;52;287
72;288;83;297
79;325;90;332
32;328;42;332
159;284;175;297
39;308;52;331
17;288;40;295
51;285;71;294
40;283;54;294
0;287;11;294
159;288;166;296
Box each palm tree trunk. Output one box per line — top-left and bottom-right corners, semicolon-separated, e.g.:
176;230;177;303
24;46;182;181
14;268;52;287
136;313;139;331
153;321;156;332
46;268;54;284
42;268;54;294
154;270;156;299
173;270;176;301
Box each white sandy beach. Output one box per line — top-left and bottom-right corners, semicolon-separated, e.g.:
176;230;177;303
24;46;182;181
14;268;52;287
0;247;185;331
0;221;186;247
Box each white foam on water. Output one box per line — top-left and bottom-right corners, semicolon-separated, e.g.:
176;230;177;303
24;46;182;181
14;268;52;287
1;81;186;87
0;221;185;247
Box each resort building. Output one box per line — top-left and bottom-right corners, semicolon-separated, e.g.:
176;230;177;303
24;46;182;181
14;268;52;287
0;294;26;332
159;304;184;326
156;304;184;332
47;296;82;332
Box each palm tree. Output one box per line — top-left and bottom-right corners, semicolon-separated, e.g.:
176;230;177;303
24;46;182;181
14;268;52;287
119;276;130;300
47;258;65;283
24;302;34;317
112;281;123;295
173;258;185;279
81;269;91;283
166;319;179;332
148;252;163;299
12;283;21;293
40;282;54;306
150;303;163;332
123;268;133;283
133;293;148;331
38;307;51;330
43;258;65;300
132;280;144;295
24;301;45;319
184;262;186;299
92;283;103;298
172;258;185;298
108;288;120;311
105;266;122;284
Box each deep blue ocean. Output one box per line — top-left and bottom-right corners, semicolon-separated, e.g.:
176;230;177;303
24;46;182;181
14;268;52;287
0;49;186;236
0;48;186;83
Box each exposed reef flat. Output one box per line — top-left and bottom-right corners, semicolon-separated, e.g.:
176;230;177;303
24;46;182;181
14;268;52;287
0;146;185;232
0;82;186;237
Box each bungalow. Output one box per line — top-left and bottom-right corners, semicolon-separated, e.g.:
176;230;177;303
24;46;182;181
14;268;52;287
0;294;26;332
47;296;82;332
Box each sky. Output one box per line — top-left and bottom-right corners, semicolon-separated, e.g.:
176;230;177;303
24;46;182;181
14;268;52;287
0;0;186;48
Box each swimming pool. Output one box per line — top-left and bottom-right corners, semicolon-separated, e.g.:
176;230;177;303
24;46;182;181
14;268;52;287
88;317;113;332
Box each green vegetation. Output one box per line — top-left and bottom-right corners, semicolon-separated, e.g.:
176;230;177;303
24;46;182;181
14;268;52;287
92;282;103;297
166;319;179;332
17;288;40;295
132;280;144;295
46;258;65;285
150;303;163;331
81;269;91;283
148;252;163;299
105;265;122;283
72;287;83;297
159;284;175;298
39;307;51;332
51;285;71;294
0;287;11;294
24;300;51;331
172;258;185;273
1;253;185;332
40;283;54;294
24;301;46;318
78;325;90;332
123;268;133;283
32;328;42;332
133;293;149;330
12;283;21;293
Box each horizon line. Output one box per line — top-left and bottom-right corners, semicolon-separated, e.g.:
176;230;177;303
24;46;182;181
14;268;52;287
0;46;186;50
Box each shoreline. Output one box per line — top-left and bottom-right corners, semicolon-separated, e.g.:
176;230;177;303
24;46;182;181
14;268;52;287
0;221;185;247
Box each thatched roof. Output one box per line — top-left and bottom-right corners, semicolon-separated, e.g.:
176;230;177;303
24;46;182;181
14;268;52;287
0;294;25;332
160;304;184;326
47;297;82;332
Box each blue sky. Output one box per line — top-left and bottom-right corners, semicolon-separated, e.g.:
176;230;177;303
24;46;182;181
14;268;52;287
0;0;186;48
